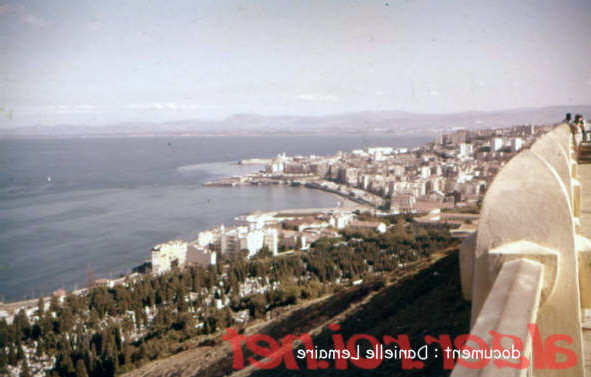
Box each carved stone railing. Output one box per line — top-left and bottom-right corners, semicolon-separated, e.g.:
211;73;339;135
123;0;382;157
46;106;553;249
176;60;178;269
454;124;588;377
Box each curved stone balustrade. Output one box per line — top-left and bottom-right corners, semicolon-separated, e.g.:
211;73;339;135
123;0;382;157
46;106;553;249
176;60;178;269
454;124;587;377
453;258;544;377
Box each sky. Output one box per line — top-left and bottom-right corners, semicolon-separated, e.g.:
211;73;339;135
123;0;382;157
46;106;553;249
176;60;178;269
1;0;591;127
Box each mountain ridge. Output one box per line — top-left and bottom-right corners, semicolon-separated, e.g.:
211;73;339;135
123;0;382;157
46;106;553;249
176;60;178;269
2;105;590;138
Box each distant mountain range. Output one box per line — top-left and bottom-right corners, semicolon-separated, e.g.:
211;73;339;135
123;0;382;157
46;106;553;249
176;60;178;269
2;105;590;138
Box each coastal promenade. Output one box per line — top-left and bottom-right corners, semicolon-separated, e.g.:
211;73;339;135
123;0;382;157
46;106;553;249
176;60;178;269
205;175;387;208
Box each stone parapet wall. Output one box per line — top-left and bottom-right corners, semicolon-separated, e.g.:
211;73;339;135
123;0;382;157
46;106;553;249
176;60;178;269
454;124;586;377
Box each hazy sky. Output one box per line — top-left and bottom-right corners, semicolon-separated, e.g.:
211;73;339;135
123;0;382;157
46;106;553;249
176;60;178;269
1;0;591;127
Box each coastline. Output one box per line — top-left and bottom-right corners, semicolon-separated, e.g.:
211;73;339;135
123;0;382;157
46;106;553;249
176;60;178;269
2;132;430;304
0;164;352;307
237;158;273;165
204;175;385;209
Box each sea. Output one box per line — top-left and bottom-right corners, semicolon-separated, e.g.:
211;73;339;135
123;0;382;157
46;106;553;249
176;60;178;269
0;134;430;302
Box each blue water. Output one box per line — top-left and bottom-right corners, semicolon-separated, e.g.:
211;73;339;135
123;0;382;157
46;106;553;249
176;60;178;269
0;134;429;302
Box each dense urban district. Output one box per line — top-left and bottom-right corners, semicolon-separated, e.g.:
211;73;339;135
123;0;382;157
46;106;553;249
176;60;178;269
0;122;553;377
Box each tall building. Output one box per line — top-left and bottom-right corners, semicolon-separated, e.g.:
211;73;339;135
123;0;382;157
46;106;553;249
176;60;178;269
511;137;523;152
329;211;355;229
263;228;279;256
220;226;278;258
151;241;188;274
391;165;405;177
220;227;239;254
197;230;215;248
492;137;504;151
459;143;474;157
420;166;431;179
266;153;288;175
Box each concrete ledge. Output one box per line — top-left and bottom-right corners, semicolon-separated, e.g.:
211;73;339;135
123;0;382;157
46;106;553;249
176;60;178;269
574;179;582;219
488;241;558;305
465;126;585;376
460;232;477;301
451;259;543;377
578;235;591;310
473;149;575;319
572;160;578;180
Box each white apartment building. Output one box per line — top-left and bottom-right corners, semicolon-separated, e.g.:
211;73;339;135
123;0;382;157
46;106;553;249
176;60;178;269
367;146;394;155
266;153;288;175
392;165;405;177
459;143;474;157
492;137;504;151
263;228;279;256
329;211;355;229
219;226;278;258
420;166;431;179
239;229;264;257
197;230;215;248
511;137;523;152
220;228;240;255
151;240;188;274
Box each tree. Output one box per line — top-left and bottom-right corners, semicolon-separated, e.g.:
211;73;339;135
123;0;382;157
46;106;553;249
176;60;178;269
13;310;31;340
49;295;60;313
0;318;9;348
75;358;89;377
56;307;74;334
55;351;75;376
19;359;31;377
16;342;24;361
7;344;17;366
0;346;8;373
253;246;273;260
36;296;45;319
247;294;267;319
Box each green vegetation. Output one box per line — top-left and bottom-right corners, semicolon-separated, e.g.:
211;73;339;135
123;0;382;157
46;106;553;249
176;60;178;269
250;252;470;377
0;217;459;376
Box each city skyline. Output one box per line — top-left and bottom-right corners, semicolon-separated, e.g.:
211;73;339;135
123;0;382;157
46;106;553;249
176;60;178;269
1;0;591;127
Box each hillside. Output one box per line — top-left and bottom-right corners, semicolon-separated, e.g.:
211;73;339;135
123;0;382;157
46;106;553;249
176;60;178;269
123;250;470;377
3;105;590;138
247;251;470;377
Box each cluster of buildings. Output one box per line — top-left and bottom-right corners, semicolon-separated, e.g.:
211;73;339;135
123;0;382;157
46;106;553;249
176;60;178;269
153;123;551;275
151;220;278;274
254;124;549;213
151;208;387;274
